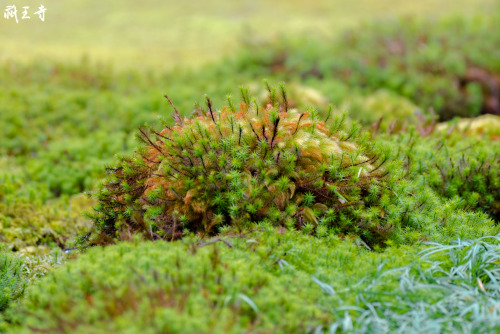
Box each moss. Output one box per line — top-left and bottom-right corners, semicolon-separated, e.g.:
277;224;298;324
4;231;418;334
7;231;500;333
436;114;500;141
0;251;24;314
333;15;500;119
1;10;500;332
339;89;419;130
0;195;94;250
88;86;403;247
378;130;500;221
230;14;500;120
0;249;26;332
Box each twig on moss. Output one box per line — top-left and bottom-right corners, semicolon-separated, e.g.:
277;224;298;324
198;238;234;248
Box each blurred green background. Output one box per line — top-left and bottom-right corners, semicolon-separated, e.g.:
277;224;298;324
1;0;498;69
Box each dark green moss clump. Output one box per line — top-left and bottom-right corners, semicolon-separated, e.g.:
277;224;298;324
89;87;401;247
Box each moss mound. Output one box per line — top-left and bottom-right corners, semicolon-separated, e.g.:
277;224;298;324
1;232;414;334
6;231;500;333
89;86;401;246
4;235;329;334
436;114;500;141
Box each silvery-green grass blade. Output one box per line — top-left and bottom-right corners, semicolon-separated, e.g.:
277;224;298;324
317;234;500;333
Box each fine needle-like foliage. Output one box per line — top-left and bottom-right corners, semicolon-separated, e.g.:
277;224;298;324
88;84;398;246
0;250;25;316
378;128;500;221
320;235;500;333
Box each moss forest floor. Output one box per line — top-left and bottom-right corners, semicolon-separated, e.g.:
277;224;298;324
1;1;500;333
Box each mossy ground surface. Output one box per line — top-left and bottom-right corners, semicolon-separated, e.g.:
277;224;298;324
1;1;500;332
5;231;500;333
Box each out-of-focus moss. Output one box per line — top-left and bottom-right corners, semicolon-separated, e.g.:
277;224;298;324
0;195;94;251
